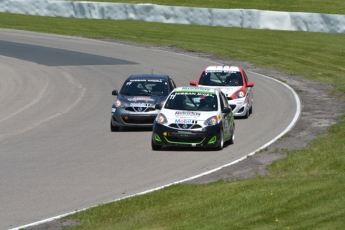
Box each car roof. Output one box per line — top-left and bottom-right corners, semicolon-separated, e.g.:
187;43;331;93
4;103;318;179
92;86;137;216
204;65;241;72
127;74;169;80
173;86;218;95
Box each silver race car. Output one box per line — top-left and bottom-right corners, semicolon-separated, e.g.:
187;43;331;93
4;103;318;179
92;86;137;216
111;74;177;131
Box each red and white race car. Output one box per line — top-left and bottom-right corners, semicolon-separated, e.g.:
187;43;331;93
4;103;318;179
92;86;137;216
190;65;254;118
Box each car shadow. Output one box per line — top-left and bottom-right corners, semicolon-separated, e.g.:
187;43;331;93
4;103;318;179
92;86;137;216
113;126;153;132
158;142;233;152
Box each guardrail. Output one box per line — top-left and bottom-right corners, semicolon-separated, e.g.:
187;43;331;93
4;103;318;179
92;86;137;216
1;0;344;34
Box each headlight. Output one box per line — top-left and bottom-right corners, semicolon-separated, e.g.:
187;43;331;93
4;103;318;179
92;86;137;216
115;99;122;107
234;90;245;99
156;113;167;124
204;116;218;126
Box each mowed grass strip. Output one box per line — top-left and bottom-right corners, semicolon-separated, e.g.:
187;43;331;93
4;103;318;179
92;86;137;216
1;2;344;229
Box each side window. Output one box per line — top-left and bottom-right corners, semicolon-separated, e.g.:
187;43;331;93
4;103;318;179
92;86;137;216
219;92;225;111
169;78;176;89
220;91;229;109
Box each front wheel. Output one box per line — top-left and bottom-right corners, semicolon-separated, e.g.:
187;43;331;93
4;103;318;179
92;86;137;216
215;129;224;151
244;107;250;119
110;121;119;132
228;125;235;145
151;139;162;151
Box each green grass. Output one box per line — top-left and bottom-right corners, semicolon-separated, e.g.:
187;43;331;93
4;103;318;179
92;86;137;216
1;1;345;229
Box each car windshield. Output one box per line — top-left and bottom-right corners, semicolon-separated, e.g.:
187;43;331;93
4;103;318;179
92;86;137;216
199;71;243;86
120;79;169;96
164;92;218;111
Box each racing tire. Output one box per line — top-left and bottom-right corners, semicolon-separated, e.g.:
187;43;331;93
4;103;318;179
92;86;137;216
228;125;235;145
151;139;162;151
215;129;224;151
110;121;119;132
249;105;253;115
244;107;250;119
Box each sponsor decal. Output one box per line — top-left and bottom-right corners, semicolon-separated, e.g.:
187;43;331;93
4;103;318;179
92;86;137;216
147;79;164;82
128;97;154;101
175;111;201;117
129;79;165;82
178;87;214;93
129;79;146;82
169;92;214;100
205;70;238;73
130;103;150;107
175;119;194;124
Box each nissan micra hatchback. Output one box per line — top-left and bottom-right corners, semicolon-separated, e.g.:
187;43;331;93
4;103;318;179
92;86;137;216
190;65;254;118
111;74;176;131
151;87;235;151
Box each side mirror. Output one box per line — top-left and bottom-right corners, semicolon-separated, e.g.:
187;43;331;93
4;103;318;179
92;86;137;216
190;80;197;86
155;104;162;110
247;82;254;87
112;90;118;96
222;107;231;114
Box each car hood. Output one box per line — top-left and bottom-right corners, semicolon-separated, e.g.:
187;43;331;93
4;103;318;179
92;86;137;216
161;109;222;125
198;84;242;96
117;94;167;106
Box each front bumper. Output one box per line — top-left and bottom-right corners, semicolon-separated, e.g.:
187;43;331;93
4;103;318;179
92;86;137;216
228;97;250;117
152;122;221;148
111;107;159;127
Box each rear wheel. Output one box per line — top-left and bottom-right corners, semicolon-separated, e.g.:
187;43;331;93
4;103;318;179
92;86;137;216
110;121;119;132
228;125;235;145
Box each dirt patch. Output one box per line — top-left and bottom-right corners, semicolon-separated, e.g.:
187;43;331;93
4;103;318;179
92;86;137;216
26;39;345;229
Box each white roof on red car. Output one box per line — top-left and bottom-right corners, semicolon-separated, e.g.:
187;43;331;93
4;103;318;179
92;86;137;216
205;65;240;72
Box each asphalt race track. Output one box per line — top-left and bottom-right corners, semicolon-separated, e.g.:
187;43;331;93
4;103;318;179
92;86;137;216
0;29;298;229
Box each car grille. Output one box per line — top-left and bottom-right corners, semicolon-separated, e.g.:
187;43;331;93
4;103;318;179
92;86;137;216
168;124;202;129
125;107;156;112
121;116;155;124
230;104;236;110
166;136;204;143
